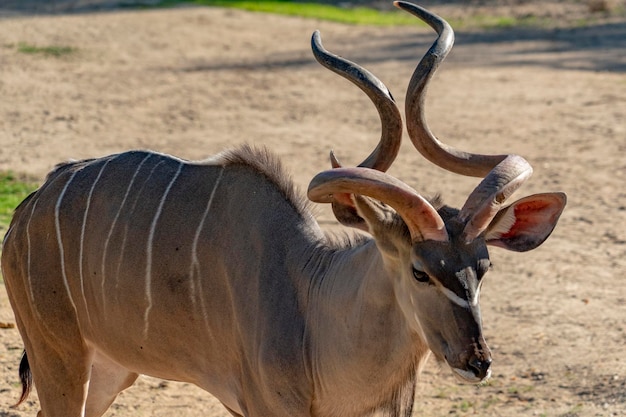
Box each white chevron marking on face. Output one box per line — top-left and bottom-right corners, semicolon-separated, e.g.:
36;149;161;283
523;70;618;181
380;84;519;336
439;286;470;309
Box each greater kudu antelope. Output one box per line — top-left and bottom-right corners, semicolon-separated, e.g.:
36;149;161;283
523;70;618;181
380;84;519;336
2;2;566;416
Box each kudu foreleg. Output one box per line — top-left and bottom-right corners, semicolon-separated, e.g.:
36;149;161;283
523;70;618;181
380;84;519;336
84;351;139;417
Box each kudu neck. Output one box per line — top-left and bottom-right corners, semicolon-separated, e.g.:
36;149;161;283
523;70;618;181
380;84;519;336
302;237;394;308
298;236;425;413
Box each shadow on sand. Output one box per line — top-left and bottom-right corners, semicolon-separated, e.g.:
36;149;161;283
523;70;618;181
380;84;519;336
2;0;625;73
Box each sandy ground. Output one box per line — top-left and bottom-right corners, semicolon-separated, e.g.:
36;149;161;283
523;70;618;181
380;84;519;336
0;2;625;416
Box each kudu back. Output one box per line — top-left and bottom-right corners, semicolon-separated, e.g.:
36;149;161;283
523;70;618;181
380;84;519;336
1;2;566;417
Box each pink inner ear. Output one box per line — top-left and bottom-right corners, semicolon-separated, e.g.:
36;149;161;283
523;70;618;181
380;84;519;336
333;192;355;208
500;197;562;239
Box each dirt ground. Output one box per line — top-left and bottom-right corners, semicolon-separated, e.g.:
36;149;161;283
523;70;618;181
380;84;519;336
0;1;625;416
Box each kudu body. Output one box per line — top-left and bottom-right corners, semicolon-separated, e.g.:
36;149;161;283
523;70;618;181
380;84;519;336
1;2;566;417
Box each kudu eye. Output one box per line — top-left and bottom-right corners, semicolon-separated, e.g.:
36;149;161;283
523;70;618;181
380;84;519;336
477;259;493;279
412;267;430;283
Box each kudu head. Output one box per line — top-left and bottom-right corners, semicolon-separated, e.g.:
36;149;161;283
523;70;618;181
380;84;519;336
307;1;566;383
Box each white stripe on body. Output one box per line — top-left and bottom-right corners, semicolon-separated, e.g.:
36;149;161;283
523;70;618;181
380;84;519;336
113;158;165;291
100;153;152;313
55;169;81;314
24;196;42;320
143;162;184;339
79;158;112;327
2;224;14;246
189;167;224;334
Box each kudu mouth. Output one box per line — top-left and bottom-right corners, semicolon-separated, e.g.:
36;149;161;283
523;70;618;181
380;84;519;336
441;341;492;383
451;357;492;383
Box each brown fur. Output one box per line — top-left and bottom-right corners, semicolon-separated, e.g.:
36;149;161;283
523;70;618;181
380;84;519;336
218;144;313;220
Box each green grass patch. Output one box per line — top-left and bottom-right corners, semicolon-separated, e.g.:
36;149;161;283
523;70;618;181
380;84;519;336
157;0;423;26
153;0;568;29
17;42;77;57
0;172;38;233
0;172;37;283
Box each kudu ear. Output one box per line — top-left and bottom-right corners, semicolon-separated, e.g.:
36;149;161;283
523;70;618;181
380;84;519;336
351;195;394;235
351;193;448;246
484;192;566;252
331;193;371;233
330;194;410;238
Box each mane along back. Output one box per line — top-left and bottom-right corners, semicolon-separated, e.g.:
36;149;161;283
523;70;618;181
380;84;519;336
216;144;313;220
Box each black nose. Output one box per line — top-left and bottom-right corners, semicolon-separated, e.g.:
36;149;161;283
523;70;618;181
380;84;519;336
468;356;492;380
